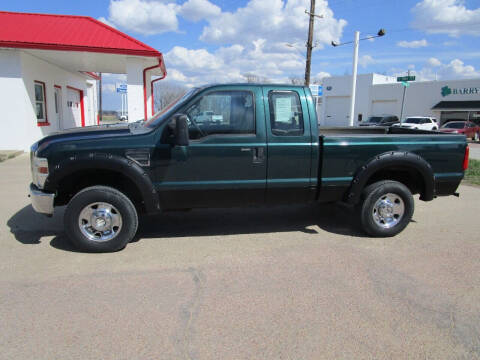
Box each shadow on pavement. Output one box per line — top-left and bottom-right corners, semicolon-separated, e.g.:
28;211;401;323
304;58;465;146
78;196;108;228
7;202;367;252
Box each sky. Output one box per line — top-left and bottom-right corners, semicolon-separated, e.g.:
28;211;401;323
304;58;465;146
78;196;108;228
2;0;480;110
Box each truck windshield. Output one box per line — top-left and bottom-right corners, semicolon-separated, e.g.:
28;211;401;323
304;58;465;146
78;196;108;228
143;88;199;128
367;116;383;123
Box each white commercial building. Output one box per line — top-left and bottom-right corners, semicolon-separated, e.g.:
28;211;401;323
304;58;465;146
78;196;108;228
0;11;166;151
321;73;480;127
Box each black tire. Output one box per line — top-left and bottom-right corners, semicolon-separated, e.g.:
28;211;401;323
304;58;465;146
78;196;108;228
64;186;138;252
358;180;414;237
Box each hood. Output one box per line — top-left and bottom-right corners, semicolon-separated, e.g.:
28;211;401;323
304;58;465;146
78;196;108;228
34;124;133;153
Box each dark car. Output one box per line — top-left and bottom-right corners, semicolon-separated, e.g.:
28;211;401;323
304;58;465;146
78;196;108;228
360;115;399;127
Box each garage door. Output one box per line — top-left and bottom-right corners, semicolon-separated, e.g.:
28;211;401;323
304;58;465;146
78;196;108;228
65;88;82;128
325;96;349;126
372;100;397;116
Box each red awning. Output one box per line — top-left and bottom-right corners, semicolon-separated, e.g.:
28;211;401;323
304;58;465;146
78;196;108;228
0;11;161;58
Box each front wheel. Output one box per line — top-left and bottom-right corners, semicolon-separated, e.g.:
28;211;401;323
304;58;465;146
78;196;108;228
64;186;138;252
358;180;414;237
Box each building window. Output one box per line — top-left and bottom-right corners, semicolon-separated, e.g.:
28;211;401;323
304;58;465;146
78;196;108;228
34;81;49;125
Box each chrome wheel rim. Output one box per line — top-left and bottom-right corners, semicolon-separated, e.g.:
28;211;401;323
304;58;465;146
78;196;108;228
78;202;123;242
372;193;405;229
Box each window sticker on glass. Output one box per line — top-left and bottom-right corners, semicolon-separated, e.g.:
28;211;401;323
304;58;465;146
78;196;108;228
275;97;293;123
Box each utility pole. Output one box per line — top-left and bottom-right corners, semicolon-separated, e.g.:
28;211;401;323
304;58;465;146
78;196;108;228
304;0;323;86
348;31;360;127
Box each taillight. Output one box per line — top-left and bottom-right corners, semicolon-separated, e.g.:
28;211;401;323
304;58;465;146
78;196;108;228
463;146;469;171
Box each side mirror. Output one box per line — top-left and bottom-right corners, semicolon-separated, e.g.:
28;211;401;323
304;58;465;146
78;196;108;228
174;114;189;146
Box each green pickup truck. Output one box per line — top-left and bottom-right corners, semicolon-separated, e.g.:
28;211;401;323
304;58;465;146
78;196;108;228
29;84;469;252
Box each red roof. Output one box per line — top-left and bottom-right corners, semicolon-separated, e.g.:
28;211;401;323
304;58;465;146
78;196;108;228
0;11;162;57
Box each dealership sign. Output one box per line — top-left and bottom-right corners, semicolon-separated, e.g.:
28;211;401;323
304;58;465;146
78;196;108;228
441;85;479;97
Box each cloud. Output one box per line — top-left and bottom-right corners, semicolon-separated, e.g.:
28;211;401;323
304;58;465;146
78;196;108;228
105;0;225;35
108;0;180;35
427;57;442;67
200;0;346;50
164;40;307;85
412;0;480;36
359;55;375;68
97;16;117;28
180;0;221;21
396;58;480;81
397;39;428;48
102;84;117;93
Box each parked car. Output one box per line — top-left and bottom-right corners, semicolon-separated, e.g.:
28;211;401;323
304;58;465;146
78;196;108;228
359;115;399;127
393;116;438;130
439;121;480;141
29;84;468;252
193;111;223;124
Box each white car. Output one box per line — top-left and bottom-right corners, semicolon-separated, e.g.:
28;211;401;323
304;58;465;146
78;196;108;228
393;116;438;131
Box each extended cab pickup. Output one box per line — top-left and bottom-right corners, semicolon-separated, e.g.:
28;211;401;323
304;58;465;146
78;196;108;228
29;84;469;252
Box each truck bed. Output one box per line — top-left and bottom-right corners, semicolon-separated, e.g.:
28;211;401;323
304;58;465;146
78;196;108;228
317;126;466;202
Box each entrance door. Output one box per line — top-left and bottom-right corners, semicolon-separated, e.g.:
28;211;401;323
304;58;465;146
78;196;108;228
154;86;267;209
66;87;82;128
54;86;63;130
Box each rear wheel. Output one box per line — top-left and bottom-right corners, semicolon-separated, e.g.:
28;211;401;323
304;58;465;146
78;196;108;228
358;180;414;237
64;186;138;252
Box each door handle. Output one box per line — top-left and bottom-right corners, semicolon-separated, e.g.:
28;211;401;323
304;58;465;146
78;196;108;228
252;147;264;164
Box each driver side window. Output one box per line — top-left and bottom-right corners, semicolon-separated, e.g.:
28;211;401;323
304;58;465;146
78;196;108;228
185;90;255;140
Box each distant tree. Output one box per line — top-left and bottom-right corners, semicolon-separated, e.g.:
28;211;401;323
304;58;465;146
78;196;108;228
289;76;304;85
153;81;188;113
243;73;270;83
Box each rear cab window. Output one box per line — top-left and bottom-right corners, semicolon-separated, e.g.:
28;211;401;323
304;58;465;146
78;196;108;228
268;91;304;136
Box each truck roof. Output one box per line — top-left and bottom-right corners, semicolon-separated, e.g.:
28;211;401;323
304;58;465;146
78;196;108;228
198;83;309;90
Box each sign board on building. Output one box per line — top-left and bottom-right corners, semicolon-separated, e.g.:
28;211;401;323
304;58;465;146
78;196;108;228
309;85;323;96
397;75;415;82
116;83;127;93
441;85;479;97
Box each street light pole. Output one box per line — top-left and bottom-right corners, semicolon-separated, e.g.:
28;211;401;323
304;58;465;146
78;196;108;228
332;29;385;126
348;31;360;127
304;0;316;86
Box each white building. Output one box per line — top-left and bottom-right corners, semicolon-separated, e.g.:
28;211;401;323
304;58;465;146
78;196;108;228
0;11;166;151
321;73;480;126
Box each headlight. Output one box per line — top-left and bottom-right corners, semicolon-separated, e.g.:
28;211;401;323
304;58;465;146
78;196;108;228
32;156;49;189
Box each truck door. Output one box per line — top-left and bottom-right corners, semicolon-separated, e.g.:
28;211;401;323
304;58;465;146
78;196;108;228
156;86;267;209
262;86;315;204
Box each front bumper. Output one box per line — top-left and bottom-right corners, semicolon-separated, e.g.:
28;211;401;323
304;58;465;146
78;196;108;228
29;183;55;216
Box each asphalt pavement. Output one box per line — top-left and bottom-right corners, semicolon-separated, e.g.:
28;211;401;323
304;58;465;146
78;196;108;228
1;154;479;360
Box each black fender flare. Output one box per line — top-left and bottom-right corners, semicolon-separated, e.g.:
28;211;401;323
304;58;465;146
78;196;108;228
346;151;435;204
44;153;160;213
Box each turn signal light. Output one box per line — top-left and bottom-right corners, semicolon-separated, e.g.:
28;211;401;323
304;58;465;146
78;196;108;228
38;166;48;174
463;146;469;171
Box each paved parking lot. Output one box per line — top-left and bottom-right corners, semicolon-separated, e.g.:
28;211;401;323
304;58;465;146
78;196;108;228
1;154;479;360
